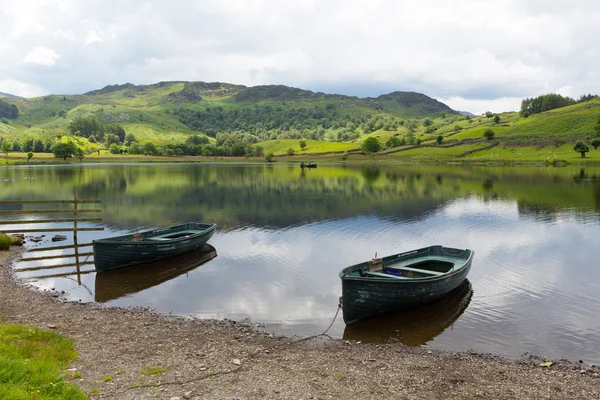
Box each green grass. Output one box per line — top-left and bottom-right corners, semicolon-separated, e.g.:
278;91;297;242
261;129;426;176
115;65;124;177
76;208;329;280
261;139;358;155
464;143;600;162
448;126;510;140
387;143;492;159
139;366;166;376
0;324;87;399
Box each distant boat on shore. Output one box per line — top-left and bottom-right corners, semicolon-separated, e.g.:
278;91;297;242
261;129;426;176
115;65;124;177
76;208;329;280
300;162;317;168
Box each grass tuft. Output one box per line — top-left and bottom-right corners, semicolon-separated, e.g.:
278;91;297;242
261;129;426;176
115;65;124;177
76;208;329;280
0;324;87;399
140;366;167;376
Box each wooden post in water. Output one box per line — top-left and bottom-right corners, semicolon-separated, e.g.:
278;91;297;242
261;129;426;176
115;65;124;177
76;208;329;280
73;188;81;284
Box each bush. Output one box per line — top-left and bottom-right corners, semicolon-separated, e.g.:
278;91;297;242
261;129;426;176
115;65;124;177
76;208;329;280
265;153;274;162
436;135;444;145
0;234;11;250
483;129;495;141
287;148;295;156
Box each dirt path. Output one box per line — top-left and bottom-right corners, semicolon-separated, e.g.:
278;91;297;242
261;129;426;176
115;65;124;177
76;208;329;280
1;248;598;399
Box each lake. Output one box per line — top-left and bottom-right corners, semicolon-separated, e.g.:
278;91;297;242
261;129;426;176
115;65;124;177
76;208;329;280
2;162;600;364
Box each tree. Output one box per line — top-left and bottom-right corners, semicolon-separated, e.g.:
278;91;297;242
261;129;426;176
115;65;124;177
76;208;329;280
385;136;404;148
436;135;444;145
253;145;264;157
68;116;104;139
104;133;120;147
483;129;495;141
299;140;307;149
265;152;274;162
287;148;295;156
485;111;494;118
574;141;590;158
1;140;11;155
109;143;121;154
361;137;381;154
422;118;432;127
27;152;33;162
12;141;21;152
142;142;159;156
76;148;85;161
124;133;137;146
33;139;44;152
591;138;600;150
22;138;33;152
0;100;19;119
52;142;76;160
493;114;500;124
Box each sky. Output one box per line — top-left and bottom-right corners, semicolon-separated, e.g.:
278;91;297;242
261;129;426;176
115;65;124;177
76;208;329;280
1;0;600;114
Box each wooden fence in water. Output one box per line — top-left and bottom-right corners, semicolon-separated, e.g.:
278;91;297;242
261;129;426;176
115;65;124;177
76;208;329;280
0;195;104;282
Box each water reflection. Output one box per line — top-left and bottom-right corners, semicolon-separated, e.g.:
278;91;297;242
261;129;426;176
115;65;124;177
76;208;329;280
343;280;473;346
95;244;217;303
3;163;600;364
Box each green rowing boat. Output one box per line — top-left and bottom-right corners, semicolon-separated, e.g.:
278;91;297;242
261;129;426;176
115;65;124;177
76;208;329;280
93;222;217;272
339;245;474;324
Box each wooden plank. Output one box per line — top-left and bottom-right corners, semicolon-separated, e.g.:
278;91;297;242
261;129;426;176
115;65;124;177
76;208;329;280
362;271;412;280
22;269;96;280
0;209;102;215
15;261;96;272
0;200;101;204
21;252;95;262
385;265;445;276
0;218;102;225
25;242;94;252
2;228;104;233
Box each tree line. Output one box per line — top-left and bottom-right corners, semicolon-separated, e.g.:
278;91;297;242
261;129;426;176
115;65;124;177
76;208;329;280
520;93;597;117
0;100;19;119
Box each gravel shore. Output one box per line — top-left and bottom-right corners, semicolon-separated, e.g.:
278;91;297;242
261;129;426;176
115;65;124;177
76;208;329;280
1;247;598;399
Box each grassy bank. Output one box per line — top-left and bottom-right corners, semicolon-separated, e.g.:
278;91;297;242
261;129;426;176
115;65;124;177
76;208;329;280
0;322;87;399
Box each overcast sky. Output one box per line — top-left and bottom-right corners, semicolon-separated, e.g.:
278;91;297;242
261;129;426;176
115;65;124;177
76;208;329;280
1;0;599;114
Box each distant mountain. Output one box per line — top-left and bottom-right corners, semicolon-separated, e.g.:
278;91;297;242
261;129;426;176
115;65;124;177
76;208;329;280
84;81;459;118
457;110;476;117
0;91;22;99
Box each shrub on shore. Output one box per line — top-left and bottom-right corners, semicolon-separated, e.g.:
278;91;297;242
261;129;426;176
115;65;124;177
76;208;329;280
0;234;11;250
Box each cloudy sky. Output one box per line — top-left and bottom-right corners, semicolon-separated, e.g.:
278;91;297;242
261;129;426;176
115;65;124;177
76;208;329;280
1;0;599;114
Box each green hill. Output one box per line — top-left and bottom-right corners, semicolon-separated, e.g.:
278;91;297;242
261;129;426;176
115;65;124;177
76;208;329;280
0;81;599;163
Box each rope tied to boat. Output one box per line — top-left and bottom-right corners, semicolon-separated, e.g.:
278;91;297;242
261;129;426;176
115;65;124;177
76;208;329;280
320;296;343;337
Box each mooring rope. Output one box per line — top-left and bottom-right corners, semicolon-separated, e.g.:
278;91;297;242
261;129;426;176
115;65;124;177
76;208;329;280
293;296;343;343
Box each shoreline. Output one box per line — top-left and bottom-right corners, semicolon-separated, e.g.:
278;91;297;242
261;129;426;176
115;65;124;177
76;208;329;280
1;247;599;399
3;152;600;166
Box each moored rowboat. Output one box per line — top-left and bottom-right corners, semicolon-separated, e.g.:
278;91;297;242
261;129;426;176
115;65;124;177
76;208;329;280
339;245;474;324
93;222;217;272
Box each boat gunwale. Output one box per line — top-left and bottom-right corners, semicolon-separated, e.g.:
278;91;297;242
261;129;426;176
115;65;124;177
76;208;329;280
339;246;474;283
93;223;217;245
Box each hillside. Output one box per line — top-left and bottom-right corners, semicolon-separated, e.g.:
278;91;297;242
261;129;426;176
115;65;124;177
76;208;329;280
0;81;599;163
0;91;21;99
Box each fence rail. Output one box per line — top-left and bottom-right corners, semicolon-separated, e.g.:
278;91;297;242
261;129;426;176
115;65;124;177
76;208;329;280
1;194;102;282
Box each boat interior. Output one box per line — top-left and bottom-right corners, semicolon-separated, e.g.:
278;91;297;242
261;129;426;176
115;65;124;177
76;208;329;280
352;256;460;280
146;230;206;241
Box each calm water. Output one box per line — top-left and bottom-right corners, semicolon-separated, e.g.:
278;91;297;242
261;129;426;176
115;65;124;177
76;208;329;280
2;163;600;364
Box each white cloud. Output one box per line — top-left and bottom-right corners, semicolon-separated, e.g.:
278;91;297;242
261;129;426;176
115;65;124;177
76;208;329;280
439;96;523;115
0;79;47;98
0;0;599;109
22;47;60;66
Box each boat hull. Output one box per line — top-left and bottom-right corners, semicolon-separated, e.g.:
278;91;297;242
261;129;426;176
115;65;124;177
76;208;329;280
340;246;473;324
93;223;216;272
